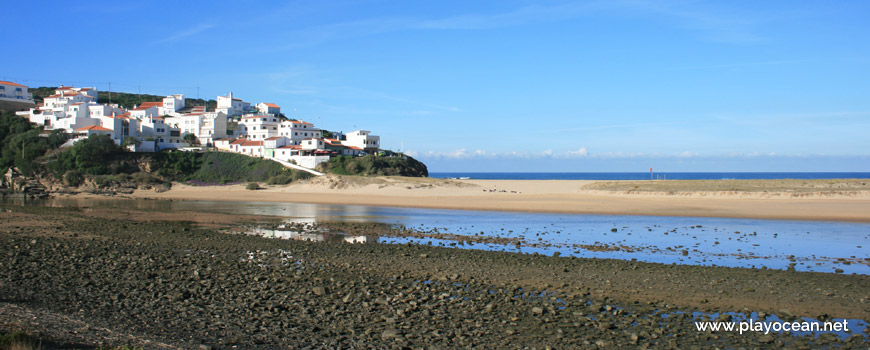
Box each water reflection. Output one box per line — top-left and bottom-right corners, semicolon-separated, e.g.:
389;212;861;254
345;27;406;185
246;219;377;244
5;197;869;274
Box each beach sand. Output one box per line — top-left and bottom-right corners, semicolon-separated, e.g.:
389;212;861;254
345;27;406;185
117;176;870;222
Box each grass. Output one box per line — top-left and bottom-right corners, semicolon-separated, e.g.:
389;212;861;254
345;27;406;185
185;152;310;185
0;331;39;350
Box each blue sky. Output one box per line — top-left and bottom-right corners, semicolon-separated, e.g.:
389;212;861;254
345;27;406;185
4;0;869;171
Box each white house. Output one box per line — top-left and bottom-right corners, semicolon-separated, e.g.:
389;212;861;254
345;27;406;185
0;81;34;103
238;114;281;140
139;116;170;143
257;102;280;116
343;130;380;152
164;110;227;146
277;120;321;144
237;140;265;157
263;136;290;149
325;138;364;156
73;125;113;139
160;94;185;115
216;92;251;117
129;101;162;119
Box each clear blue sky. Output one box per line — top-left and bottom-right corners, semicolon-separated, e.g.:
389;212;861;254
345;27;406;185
5;1;869;172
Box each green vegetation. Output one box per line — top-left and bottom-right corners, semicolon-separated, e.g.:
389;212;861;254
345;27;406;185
42;135;310;187
317;154;428;177
182;133;199;145
0;111;68;176
121;136;141;148
30;86;217;111
48;135;123;175
246;182;261;190
0;330;39;350
182;152;312;185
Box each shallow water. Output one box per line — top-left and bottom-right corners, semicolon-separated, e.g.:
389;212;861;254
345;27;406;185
7;197;870;274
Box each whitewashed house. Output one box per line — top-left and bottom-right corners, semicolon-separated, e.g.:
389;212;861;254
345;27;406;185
238;114;281;140
277;120;321;144
257;102;280;116
164;110;227;146
160;94;185;115
216;92;252;117
129;101;162;119
73;125;113;139
343;130;380;152
238;140;265;157
0;81;34;103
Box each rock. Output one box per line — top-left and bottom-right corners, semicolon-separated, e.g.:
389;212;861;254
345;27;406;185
381;328;401;340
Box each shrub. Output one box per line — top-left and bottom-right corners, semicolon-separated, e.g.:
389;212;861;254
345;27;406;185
266;174;294;185
317;154;428;177
246;182;260;190
63;170;84;187
0;331;39;350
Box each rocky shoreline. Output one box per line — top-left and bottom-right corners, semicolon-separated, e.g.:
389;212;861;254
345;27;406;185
1;205;868;349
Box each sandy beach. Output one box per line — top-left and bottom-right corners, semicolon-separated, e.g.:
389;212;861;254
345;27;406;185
118;176;870;223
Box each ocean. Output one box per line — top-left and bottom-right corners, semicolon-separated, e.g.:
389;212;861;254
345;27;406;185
428;172;870;180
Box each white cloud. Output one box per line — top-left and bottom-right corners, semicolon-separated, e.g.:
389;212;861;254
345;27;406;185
564;147;589;157
677;151;697;158
413;148;591;160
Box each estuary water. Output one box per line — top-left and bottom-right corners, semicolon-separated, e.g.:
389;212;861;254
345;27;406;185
10;197;870;275
429;172;870;180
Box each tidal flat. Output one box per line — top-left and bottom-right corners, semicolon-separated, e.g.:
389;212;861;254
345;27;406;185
1;205;869;349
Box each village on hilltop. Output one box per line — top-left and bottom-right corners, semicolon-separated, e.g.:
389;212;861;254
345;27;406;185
2;80;381;171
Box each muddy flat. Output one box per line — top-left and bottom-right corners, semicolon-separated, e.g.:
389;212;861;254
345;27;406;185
1;205;868;348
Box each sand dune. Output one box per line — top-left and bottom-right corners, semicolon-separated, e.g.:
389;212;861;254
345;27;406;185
125;176;870;223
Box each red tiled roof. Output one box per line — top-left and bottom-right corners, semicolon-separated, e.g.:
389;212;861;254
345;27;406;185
229;139;246;145
139;101;163;108
74;125;112;132
240;141;263;147
261;103;280;108
132;103;162;111
265;137;283;140
347;146;363;150
0;81;28;88
291;120;312;125
57;86;75;90
47;92;80;98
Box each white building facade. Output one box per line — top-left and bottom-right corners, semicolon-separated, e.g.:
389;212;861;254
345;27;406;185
0;81;34;103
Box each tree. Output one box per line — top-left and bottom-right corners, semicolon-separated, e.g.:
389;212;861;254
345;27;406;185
122;136;142;148
71;135;124;175
183;133;200;146
0;112;68;176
